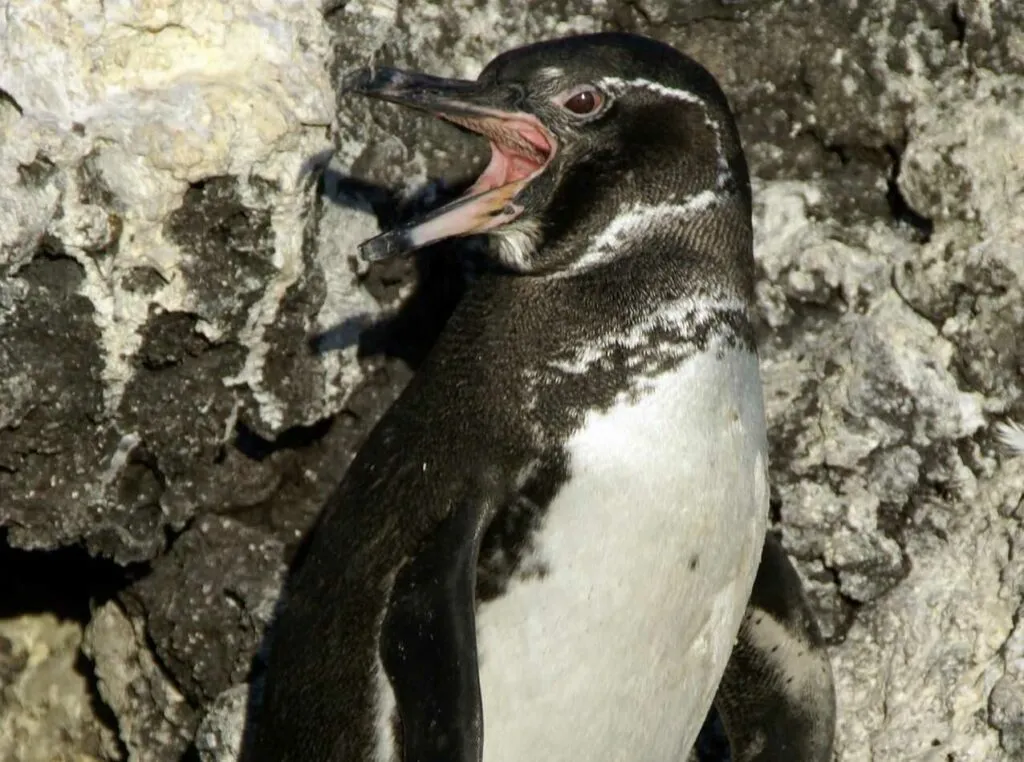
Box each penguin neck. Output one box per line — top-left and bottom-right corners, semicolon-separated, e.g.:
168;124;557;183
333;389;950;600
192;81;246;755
547;190;755;306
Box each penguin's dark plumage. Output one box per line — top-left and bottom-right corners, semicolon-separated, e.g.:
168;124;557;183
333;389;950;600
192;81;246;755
244;32;834;762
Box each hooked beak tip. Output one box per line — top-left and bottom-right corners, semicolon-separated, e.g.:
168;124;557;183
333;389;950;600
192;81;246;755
342;66;402;97
358;229;411;263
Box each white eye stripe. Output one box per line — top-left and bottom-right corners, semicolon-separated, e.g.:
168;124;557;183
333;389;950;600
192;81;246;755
536;66;565;83
598;77;705;105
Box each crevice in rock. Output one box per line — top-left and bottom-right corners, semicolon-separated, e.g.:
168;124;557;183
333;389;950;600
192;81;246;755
17;240;86;293
623;0;653;25
0;533;148;758
79;151;123;210
16;153;58;188
885;144;934;242
233;417;335;462
775;515;868;644
321;0;349;20
0;530;144;620
949;1;967;46
73;650;130;761
0;87;24;116
889;265;949;332
829;597;863;645
768;489;783;525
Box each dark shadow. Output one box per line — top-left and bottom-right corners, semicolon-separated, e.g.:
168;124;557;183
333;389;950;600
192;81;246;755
885;144;934;242
693;708;731;761
233;418;335;463
0;529;145;620
74;650;130;760
304;160;472;370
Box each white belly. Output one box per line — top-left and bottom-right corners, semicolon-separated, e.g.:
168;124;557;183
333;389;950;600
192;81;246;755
476;345;770;762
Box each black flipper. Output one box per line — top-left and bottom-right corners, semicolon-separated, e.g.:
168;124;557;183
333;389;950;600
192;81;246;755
381;497;488;762
713;533;836;762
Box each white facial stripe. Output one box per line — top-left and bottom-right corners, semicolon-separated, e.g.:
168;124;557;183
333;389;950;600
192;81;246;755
537;66;565;83
597;76;733;189
566;190;722;275
599;76;706;105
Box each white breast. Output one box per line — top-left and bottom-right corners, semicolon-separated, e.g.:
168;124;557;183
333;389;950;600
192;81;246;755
476;342;770;762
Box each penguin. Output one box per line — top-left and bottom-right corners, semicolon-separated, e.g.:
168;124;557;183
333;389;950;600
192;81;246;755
243;32;835;762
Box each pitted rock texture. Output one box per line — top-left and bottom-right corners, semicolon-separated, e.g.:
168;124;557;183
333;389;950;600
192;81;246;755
0;1;1022;761
0;0;378;564
0;613;118;762
121;516;285;707
82;601;198;762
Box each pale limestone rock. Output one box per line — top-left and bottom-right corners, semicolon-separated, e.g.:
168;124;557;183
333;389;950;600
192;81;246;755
831;455;1024;761
195;684;250;762
0;613;118;762
0;0;341;423
82;601;197;762
754;161;1023;758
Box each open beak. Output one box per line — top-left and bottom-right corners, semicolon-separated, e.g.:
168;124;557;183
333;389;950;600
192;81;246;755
344;67;556;262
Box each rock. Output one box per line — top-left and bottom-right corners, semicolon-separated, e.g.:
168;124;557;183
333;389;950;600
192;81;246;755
0;0;374;564
82;601;197;762
752;179;982;635
896;73;1024;405
121;516;285;706
0;613;118;762
830;451;1024;761
990;603;1024;757
195;683;251;762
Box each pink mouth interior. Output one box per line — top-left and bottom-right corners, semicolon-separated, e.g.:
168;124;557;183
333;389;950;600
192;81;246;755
442;114;554;195
368;111;556;259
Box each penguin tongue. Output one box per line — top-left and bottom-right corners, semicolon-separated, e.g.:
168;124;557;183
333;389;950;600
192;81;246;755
358;115;553;262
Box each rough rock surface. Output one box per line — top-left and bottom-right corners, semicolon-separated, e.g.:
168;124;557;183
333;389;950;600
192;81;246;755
0;1;1022;761
0;613;118;762
0;0;374;564
82;601;197;762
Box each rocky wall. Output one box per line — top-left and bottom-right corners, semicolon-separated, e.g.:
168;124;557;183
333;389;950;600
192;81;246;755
0;1;1022;760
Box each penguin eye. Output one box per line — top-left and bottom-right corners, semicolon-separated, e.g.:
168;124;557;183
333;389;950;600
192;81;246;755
560;86;604;116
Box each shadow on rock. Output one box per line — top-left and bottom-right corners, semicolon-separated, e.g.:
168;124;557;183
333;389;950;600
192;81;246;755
307;160;470;371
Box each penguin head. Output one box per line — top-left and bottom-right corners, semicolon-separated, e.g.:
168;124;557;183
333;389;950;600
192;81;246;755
348;32;750;276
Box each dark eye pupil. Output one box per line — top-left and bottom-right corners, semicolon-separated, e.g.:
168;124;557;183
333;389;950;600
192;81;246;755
565;90;598;114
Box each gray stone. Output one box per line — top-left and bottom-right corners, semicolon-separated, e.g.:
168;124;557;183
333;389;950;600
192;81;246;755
0;614;118;762
989;602;1024;756
82;601;197;762
122;516;285;705
829;453;1024;761
195;684;251;762
0;0;372;564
